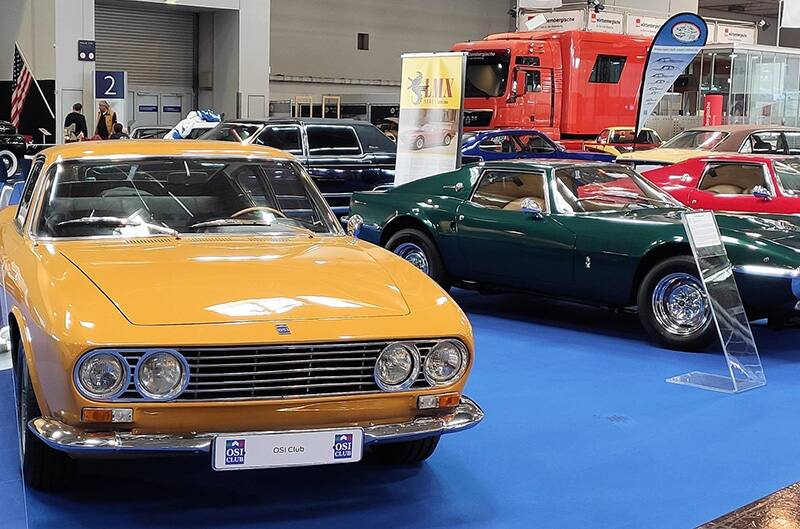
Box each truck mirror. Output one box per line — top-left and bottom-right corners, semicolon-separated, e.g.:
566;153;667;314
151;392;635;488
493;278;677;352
506;79;518;104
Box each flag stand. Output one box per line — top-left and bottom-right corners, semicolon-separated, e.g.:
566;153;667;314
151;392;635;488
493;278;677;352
14;41;55;121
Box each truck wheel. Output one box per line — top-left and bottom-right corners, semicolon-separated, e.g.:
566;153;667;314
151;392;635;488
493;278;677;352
0;150;18;177
13;341;75;490
414;136;425;150
637;255;716;351
369;436;440;465
443;134;452;146
385;228;450;290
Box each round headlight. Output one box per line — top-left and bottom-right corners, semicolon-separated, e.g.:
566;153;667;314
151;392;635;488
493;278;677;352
424;340;467;386
76;351;128;400
135;350;189;400
374;342;420;391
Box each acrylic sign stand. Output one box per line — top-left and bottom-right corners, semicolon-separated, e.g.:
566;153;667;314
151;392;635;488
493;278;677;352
667;211;766;393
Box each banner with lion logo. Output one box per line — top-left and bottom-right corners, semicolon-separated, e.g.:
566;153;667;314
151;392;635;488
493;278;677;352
395;52;466;186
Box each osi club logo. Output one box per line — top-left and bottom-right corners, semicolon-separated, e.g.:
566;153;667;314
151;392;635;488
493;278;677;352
225;439;246;465
333;433;354;459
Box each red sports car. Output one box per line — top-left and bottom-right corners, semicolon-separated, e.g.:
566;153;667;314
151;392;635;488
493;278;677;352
642;154;800;214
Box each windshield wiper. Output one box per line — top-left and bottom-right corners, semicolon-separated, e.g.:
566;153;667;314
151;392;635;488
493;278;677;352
188;218;315;237
189;218;274;229
57;216;179;236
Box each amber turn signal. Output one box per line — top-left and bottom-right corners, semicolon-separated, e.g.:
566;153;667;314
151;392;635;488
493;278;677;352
417;392;460;410
81;407;133;423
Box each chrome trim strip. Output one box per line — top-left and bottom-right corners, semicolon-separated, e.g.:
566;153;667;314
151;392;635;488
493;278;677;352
732;265;800;279
28;396;483;454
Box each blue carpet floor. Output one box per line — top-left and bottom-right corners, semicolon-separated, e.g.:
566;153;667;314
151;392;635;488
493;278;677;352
1;289;800;529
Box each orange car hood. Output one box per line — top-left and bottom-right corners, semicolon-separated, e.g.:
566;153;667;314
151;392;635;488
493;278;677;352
58;237;411;325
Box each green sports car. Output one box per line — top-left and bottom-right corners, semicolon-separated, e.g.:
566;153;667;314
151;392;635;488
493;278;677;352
349;160;800;351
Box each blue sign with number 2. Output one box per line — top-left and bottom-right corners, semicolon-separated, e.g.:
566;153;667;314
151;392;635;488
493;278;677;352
95;71;125;99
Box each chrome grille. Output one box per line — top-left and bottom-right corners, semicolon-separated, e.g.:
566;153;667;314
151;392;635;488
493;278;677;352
117;341;436;401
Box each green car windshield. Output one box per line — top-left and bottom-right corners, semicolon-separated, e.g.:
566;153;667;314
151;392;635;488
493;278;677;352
773;159;800;196
34;157;340;238
553;165;681;213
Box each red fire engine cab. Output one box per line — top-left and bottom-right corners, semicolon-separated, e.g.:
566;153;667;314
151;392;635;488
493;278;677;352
452;30;652;145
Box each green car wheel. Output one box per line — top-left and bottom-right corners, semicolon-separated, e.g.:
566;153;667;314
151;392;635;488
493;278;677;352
637;256;716;351
386;228;450;291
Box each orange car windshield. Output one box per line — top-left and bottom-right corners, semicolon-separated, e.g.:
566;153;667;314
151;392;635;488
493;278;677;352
34;157;339;238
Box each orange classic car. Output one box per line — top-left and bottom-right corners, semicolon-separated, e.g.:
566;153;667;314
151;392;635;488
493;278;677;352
4;140;482;490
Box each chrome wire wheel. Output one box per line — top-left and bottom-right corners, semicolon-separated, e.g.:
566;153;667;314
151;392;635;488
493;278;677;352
651;272;710;337
393;242;430;275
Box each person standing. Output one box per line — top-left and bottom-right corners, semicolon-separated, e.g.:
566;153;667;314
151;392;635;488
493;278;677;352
64;102;88;140
95;100;117;140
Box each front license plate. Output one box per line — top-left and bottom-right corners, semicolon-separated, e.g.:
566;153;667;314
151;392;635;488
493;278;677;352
212;428;363;471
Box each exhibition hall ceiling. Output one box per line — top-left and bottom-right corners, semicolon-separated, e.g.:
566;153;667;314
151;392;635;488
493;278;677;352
699;0;779;18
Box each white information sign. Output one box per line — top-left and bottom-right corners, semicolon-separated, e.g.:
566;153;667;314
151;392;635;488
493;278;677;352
626;14;668;37
213;428;364;471
684;211;722;249
587;10;624;34
714;24;757;44
522;9;584;32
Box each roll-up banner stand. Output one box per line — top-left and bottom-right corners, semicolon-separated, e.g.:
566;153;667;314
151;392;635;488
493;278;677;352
395;52;466;186
634;14;708;139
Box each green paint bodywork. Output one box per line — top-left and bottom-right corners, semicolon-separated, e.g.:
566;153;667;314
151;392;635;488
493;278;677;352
351;161;800;317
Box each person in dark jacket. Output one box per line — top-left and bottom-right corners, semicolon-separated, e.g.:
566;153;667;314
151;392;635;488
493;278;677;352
109;123;129;140
95;100;117;140
64;103;88;140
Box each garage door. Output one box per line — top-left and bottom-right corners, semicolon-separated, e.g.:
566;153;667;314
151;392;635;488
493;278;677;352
95;3;196;88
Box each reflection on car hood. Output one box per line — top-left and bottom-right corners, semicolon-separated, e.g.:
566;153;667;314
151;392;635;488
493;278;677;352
59;236;410;325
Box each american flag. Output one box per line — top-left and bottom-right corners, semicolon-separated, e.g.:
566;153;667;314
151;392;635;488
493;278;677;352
10;43;33;128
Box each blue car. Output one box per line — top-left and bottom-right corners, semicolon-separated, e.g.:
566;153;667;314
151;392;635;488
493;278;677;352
461;129;614;163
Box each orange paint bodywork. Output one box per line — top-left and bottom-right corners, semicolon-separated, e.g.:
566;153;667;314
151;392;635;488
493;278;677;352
2;141;474;435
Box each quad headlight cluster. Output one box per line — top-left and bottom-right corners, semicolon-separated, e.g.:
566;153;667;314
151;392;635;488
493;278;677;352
373;340;468;391
74;349;189;401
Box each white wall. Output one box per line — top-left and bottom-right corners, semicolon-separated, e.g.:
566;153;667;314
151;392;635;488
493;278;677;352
269;0;513;100
54;0;95;143
0;0;57;80
238;0;269;117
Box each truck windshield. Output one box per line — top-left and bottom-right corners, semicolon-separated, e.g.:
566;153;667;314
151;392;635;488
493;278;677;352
34;157;340;238
465;50;510;98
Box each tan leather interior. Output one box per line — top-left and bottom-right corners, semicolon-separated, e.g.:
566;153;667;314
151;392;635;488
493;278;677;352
699;164;766;195
473;172;548;212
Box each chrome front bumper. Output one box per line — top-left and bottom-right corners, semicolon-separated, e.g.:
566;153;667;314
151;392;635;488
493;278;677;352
29;396;483;455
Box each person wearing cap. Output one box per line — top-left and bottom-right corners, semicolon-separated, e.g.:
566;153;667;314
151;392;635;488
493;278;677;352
95;100;117;140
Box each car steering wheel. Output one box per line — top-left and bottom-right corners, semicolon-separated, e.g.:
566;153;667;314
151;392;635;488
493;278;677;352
231;206;286;219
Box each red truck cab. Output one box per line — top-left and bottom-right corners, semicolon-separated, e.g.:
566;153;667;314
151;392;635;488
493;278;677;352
453;30;652;143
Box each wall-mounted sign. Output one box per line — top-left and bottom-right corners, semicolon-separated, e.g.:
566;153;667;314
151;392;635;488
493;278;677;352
138;105;158;113
162;105;182;113
626;14;668;37
78;40;95;62
521;9;584;32
714;24;757;44
95;70;125;99
587;11;623;34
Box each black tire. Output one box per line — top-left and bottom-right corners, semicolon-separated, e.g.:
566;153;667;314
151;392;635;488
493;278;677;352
13;341;76;490
369;435;440;465
414;136;425;150
385;228;450;290
443;134;452;146
637;255;717;351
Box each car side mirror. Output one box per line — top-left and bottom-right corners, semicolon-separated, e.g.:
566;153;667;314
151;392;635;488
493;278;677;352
520;198;544;219
0;180;25;209
752;185;773;201
345;214;363;237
